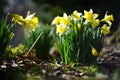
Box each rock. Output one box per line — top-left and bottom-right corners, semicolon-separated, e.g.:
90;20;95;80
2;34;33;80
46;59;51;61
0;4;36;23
95;73;108;79
97;47;120;70
42;69;47;74
65;71;74;75
49;70;62;77
62;74;76;80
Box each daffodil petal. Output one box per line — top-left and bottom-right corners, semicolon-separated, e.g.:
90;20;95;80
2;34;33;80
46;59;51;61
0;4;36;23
101;24;110;35
10;14;24;25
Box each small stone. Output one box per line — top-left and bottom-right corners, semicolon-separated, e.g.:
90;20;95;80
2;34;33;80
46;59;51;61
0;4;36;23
82;75;89;79
80;72;84;76
42;69;47;74
17;60;23;64
114;57;119;60
62;74;73;80
19;64;24;67
12;63;18;67
65;71;74;75
12;60;18;67
95;73;108;79
75;72;80;76
1;65;6;69
49;70;62;76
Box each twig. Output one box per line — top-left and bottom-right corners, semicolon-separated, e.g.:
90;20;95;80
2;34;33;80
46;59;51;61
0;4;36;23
26;32;44;55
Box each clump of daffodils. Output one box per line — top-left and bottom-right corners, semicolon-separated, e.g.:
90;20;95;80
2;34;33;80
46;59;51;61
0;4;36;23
52;9;114;65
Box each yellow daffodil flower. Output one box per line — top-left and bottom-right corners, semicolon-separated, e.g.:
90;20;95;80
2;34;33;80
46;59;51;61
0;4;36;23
91;46;98;56
72;10;81;21
60;13;71;25
25;11;35;20
92;19;100;28
25;17;39;30
56;24;68;34
24;11;39;30
10;11;39;31
101;12;114;26
10;14;24;25
84;9;98;22
52;13;70;26
101;24;110;35
52;16;61;25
